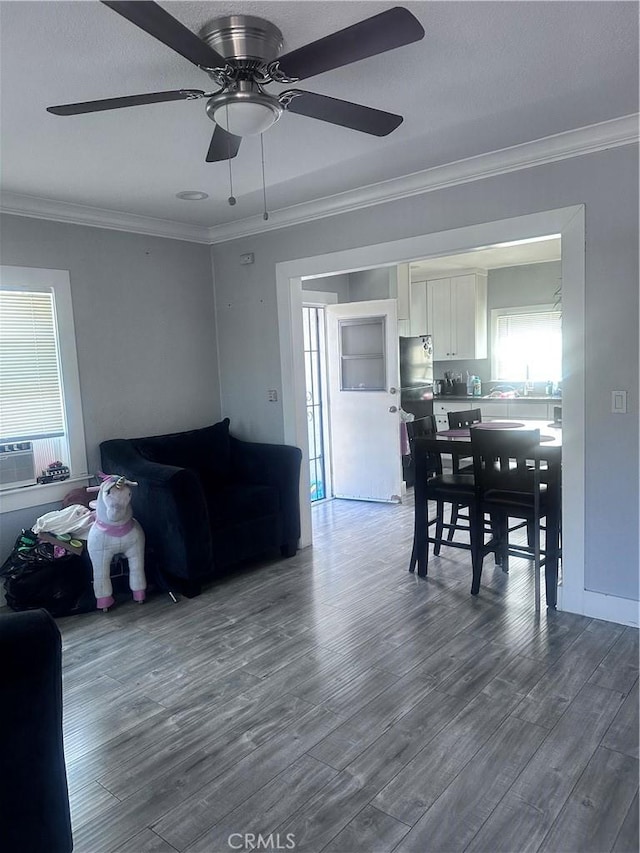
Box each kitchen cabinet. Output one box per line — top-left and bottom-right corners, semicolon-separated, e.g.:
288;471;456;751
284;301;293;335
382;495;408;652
434;400;476;431
434;398;559;429
426;273;487;360
478;400;510;421
409;279;428;336
484;399;554;420
513;400;549;420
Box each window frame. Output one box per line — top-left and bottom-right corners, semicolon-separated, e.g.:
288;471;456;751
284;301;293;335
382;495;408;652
490;302;562;383
0;266;88;512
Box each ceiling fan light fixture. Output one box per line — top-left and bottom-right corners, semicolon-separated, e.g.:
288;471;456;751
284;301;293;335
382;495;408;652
206;85;283;137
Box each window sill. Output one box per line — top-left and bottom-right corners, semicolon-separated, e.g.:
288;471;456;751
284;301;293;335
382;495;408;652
0;476;90;514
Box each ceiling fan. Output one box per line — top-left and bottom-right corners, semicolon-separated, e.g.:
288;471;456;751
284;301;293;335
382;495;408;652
47;2;425;162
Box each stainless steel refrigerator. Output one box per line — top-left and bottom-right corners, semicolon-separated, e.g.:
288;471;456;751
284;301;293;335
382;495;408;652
399;335;434;419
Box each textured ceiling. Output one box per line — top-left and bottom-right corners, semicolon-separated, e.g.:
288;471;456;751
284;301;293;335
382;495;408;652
0;1;638;228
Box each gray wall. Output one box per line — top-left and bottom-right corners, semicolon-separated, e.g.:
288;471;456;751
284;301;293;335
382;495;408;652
0;215;220;556
434;260;562;388
302;272;350;302
489;260;561;309
211;144;639;602
348;267;393;302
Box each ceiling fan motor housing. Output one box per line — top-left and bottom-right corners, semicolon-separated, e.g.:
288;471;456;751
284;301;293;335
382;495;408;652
198;15;284;63
200;16;286;137
205;81;283;136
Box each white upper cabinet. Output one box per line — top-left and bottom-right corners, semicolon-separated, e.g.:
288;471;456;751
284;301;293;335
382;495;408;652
426;273;488;360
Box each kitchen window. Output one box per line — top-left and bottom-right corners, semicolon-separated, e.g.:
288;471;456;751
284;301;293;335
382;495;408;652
491;304;562;382
0;265;88;511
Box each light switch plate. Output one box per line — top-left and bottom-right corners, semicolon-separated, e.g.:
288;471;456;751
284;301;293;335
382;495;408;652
611;390;627;413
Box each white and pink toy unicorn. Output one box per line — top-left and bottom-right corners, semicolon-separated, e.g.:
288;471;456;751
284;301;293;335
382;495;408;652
87;473;146;611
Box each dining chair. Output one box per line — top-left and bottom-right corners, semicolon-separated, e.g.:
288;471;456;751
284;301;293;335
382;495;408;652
408;419;479;575
445;408;482;535
446;408;482;469
405;415;439;483
447;407;483;431
470;428;547;610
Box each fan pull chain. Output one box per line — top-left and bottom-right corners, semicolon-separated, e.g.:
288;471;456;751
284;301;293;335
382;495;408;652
226;104;236;206
260;133;269;221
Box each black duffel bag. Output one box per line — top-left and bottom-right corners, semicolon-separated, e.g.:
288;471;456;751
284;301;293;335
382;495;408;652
0;530;95;617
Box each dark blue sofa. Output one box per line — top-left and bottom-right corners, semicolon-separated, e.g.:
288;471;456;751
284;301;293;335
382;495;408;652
99;419;302;597
0;609;73;852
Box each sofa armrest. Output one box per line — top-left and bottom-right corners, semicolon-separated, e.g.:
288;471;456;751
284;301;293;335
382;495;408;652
100;440;213;581
230;437;302;547
0;610;73;852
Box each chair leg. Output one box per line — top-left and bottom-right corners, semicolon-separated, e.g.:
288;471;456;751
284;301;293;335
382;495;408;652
470;502;483;595
409;497;428;575
497;513;509;573
409;539;416;573
433;501;444;556
534;519;541;613
490;515;502;566
447;504;459;541
527;519;534;548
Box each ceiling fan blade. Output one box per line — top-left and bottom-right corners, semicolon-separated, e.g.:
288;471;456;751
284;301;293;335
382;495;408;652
47;89;206;116
276;7;424;81
101;1;226;68
283;91;403;137
206;126;242;162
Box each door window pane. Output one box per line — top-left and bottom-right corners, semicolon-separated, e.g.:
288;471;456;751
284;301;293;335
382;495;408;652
339;317;386;391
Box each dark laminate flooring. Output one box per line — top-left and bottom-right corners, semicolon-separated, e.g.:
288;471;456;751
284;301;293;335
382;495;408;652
56;496;639;853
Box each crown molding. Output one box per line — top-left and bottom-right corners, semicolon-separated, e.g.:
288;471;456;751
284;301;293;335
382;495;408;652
1;114;637;245
205;113;639;243
0;192;212;244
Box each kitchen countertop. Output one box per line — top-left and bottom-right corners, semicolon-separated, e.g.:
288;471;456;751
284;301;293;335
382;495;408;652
434;395;562;402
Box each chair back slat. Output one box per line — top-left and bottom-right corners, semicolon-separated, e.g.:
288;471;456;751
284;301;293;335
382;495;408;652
471;428;541;493
448;408;482;429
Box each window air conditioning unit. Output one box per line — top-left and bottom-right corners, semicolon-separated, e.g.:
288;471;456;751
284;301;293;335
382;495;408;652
0;441;37;490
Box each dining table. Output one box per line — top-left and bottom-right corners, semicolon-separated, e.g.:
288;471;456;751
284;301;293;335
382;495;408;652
412;419;562;608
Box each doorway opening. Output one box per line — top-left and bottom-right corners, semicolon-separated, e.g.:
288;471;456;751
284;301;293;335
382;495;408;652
276;206;585;616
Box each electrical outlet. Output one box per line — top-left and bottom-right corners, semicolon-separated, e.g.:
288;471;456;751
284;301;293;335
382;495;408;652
240;252;254;265
267;389;278;402
611;390;627;413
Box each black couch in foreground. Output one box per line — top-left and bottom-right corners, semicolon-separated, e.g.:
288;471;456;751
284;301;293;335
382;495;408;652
0;609;73;853
100;419;302;596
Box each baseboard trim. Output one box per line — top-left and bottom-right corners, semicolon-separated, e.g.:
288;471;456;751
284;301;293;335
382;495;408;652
570;589;640;627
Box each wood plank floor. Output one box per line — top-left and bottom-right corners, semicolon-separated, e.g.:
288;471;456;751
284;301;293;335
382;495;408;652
56;496;639;853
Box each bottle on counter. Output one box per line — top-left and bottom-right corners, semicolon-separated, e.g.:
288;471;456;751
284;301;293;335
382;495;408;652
466;372;474;396
545;380;554;396
472;376;482;397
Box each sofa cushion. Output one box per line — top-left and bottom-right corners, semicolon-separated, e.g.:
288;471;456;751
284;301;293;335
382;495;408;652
206;483;280;529
134;419;231;485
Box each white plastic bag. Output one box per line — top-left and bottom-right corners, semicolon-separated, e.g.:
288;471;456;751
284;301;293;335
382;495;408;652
32;505;95;538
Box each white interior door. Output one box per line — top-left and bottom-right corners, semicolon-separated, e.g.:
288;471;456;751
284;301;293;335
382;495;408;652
325;299;402;502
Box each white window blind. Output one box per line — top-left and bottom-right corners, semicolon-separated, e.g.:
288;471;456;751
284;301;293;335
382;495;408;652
0;289;66;442
493;307;562;382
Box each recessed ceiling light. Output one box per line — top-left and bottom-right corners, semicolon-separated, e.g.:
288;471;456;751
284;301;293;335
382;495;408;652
176;190;209;201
